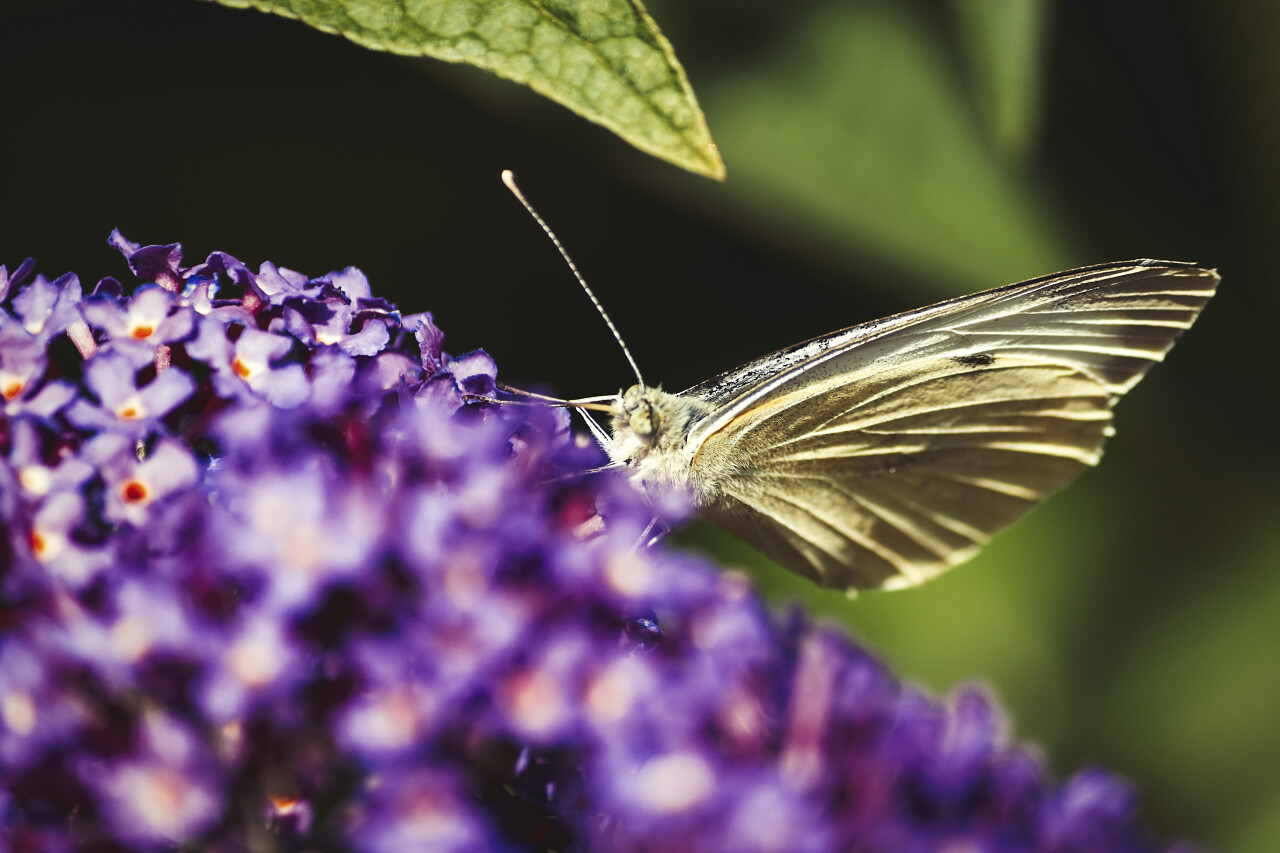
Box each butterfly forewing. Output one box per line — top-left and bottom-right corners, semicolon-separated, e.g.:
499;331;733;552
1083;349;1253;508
685;261;1218;591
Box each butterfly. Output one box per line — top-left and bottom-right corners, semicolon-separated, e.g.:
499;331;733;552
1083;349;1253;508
501;174;1220;593
601;260;1218;591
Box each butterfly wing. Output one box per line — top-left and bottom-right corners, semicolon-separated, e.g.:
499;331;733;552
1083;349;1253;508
683;260;1219;590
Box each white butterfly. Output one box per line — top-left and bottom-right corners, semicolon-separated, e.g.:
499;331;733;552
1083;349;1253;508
601;261;1218;591
501;175;1219;592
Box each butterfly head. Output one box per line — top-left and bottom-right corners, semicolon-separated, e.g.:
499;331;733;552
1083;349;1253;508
620;384;662;440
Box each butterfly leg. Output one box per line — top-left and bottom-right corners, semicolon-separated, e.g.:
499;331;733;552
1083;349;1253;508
635;516;670;550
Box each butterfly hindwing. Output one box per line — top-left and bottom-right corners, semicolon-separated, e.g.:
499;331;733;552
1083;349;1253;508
697;358;1112;588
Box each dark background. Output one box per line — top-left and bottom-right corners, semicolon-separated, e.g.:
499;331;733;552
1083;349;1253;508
2;1;1275;849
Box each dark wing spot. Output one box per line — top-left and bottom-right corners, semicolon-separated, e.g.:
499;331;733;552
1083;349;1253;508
953;353;995;367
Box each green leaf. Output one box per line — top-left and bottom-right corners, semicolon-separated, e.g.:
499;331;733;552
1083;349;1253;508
202;0;725;179
704;0;1070;293
951;0;1048;160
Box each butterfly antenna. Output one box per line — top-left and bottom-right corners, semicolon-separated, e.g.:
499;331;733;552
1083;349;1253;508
502;170;646;388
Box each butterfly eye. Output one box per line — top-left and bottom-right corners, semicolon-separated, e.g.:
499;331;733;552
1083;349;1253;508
622;385;661;439
629;400;659;437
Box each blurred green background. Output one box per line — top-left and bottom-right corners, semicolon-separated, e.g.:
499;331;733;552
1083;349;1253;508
2;0;1275;849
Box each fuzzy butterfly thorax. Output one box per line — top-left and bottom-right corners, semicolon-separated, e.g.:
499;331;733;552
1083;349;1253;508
609;384;716;499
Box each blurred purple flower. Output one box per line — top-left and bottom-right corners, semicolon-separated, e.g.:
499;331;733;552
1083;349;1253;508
86;432;200;527
7;271;82;343
65;346;196;435
23;489;111;588
6;417;94;499
188;319;310;408
107;228;184;292
282;267;393;356
0;257;37;303
81;284;195;356
0;236;1200;852
83;710;223;847
0;324;77;418
0;638;84;769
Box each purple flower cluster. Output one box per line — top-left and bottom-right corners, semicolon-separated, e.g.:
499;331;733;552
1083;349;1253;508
0;235;1195;852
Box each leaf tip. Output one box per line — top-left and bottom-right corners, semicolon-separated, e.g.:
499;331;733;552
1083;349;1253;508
702;142;727;181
